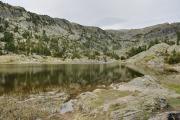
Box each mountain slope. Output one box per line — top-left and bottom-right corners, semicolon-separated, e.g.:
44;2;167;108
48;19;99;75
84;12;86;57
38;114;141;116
107;22;180;49
0;1;119;60
0;1;180;60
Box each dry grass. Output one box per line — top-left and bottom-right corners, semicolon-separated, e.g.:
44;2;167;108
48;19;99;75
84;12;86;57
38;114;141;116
0;91;69;120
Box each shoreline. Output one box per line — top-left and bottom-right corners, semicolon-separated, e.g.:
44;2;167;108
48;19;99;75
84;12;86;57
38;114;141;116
0;53;179;119
0;54;119;65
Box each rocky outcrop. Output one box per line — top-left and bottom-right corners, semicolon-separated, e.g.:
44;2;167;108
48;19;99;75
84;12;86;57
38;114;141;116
58;75;177;120
126;43;169;65
126;43;180;73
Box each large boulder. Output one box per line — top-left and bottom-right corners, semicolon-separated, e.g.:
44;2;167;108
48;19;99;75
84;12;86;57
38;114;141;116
127;75;160;89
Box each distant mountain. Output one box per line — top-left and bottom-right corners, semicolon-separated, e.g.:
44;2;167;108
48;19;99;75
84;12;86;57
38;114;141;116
0;1;180;60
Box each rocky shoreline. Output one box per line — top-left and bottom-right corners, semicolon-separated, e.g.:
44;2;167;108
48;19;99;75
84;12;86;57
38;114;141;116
0;43;180;120
0;75;179;120
0;54;117;64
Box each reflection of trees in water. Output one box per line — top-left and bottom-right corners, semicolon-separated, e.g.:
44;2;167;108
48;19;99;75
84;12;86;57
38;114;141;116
0;64;143;94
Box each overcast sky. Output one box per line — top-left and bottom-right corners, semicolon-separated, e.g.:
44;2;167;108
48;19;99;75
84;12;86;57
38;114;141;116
2;0;180;29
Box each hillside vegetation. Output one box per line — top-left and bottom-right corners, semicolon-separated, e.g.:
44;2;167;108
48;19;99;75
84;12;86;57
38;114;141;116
0;1;180;61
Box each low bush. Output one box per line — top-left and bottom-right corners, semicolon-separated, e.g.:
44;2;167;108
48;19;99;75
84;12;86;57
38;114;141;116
0;25;4;32
148;39;159;49
166;50;180;64
14;26;18;33
4;21;9;29
71;52;81;59
3;32;14;42
127;45;146;57
105;51;120;60
5;42;16;52
22;31;30;39
120;56;126;60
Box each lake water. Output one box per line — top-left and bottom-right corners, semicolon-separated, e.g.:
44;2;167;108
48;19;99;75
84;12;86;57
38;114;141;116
0;63;143;96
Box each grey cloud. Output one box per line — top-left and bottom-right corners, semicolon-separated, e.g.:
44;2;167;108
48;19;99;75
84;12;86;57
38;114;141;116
95;17;126;27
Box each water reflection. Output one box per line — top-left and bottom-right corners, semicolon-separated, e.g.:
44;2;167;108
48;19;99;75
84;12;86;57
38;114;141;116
0;64;143;95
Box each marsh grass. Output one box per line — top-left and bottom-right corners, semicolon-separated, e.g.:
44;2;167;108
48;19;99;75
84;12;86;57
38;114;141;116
109;103;127;111
168;97;180;110
90;90;131;109
163;83;180;94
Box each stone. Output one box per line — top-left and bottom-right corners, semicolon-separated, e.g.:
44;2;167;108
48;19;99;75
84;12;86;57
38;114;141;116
111;109;144;120
127;75;160;89
60;100;77;114
149;111;180;120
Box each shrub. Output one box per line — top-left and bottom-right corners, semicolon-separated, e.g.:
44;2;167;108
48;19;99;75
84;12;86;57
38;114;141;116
127;45;146;57
148;39;159;49
163;36;176;45
120;56;126;60
0;50;2;55
42;30;49;42
35;41;51;56
94;51;100;56
34;34;40;39
0;17;3;23
14;26;18;33
5;42;16;52
88;53;96;60
0;25;4;32
3;32;13;42
3;32;16;52
72;52;81;59
104;51;120;60
4;21;9;29
22;31;30;39
29;13;41;25
166;50;180;64
166;41;175;45
111;52;120;60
